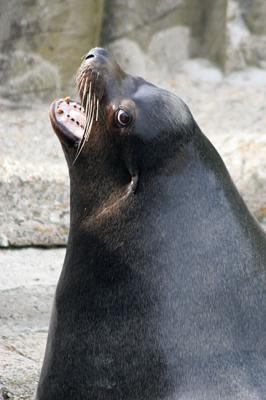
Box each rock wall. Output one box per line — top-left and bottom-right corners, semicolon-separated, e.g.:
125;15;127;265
1;0;266;102
101;0;266;79
101;0;228;81
0;0;104;103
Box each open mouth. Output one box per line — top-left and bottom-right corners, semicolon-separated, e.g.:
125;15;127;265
49;62;102;157
50;96;86;146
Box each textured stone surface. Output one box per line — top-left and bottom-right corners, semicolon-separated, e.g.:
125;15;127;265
0;248;64;400
107;39;156;81
101;0;186;43
102;0;227;71
1;0;266;97
102;0;266;76
241;0;266;35
0;0;104;103
225;0;266;73
148;26;190;77
224;0;249;72
200;0;227;66
1;0;266;103
245;35;266;69
107;26;191;82
0;105;69;247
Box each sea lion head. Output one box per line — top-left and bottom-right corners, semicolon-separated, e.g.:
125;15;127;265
49;47;196;215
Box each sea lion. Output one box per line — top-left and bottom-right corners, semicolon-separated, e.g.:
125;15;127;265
36;47;266;400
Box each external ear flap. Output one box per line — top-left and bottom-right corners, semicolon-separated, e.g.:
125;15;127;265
133;84;194;142
49;98;85;148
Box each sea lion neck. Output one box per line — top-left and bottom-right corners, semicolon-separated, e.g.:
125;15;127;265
67;139;133;225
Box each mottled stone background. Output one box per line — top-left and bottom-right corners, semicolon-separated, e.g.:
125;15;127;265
1;1;266;399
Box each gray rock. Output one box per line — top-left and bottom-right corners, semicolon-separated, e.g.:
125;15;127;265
181;58;223;83
108;27;191;83
148;26;190;77
224;0;250;73
211;134;266;228
245;35;266;69
0;0;104;102
0;234;9;248
0;52;60;104
107;39;156;81
0;248;64;400
241;0;266;35
200;0;227;66
0;105;69;247
103;0;266;76
1;0;266;103
101;0;184;43
101;0;227;74
225;1;266;73
225;67;266;86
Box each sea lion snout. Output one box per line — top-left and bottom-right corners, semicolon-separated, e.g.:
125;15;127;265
84;47;109;61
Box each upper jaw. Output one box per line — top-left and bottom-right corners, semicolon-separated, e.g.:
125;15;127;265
76;54;126;107
76;59;106;107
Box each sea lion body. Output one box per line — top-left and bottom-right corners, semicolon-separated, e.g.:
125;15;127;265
36;48;266;399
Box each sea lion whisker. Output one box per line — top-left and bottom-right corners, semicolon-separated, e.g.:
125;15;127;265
96;98;99;122
82;77;89;104
72;93;94;164
83;89;94;138
72;131;87;165
85;84;91;118
81;85;91;140
77;108;95;161
77;87;97;154
84;107;93;143
86;81;92;111
85;93;96;141
86;94;96;139
86;110;95;142
84;93;93;134
72;141;84;165
77;70;86;90
86;87;94;128
83;93;91;135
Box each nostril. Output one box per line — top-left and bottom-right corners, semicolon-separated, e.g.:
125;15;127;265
85;53;95;60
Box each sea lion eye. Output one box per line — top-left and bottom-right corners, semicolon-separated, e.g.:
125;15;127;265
115;109;132;127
